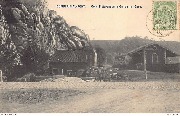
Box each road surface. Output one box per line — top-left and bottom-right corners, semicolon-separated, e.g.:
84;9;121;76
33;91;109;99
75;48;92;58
1;82;180;113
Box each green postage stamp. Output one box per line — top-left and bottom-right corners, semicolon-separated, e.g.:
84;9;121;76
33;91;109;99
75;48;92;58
153;1;177;30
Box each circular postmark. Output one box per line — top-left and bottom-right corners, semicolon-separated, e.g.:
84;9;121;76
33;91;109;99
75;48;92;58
146;9;174;37
146;1;177;37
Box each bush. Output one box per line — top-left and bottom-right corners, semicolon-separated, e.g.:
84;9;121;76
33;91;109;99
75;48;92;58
17;73;36;82
77;69;85;77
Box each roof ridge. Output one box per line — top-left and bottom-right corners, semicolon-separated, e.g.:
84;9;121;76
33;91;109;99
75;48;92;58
127;42;180;56
50;49;88;63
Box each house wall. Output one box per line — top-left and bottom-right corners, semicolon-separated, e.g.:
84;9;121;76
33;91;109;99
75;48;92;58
145;44;166;72
49;62;88;75
129;44;179;73
165;63;180;73
130;51;144;70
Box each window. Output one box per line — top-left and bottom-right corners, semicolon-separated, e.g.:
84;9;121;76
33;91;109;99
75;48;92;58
67;70;72;75
52;68;58;75
152;53;158;64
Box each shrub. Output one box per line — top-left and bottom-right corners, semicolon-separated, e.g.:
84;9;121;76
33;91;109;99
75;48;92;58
77;69;85;77
17;73;36;82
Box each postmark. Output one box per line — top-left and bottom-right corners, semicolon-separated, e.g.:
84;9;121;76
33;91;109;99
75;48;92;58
146;9;174;37
146;0;179;37
153;1;177;31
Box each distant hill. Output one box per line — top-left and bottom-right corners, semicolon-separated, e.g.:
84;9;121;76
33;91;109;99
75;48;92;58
91;37;153;54
90;37;180;65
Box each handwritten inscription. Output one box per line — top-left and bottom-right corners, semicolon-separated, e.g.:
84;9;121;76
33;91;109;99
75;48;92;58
57;5;86;8
57;5;142;9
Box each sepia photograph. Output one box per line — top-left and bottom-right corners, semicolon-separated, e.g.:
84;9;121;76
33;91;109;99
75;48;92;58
0;0;180;114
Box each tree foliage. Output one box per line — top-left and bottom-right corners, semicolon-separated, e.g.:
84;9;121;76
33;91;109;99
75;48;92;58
0;11;20;79
0;0;92;80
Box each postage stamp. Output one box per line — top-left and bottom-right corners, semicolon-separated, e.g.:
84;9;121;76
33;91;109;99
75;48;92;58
153;1;177;30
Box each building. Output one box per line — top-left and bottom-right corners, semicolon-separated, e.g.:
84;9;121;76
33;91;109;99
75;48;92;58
47;48;97;76
114;43;180;73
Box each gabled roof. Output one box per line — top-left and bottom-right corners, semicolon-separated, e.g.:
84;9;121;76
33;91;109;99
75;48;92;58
157;41;180;55
49;50;88;63
127;42;180;56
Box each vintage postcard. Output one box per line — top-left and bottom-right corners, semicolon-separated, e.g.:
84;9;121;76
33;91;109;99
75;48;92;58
0;0;180;114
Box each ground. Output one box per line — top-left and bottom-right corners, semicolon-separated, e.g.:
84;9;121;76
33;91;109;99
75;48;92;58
1;81;180;113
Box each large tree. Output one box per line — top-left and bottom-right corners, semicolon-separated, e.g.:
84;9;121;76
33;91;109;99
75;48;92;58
0;0;93;80
21;43;50;74
0;12;20;80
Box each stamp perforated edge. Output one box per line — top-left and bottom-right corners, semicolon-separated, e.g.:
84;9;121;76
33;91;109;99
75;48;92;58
152;0;178;31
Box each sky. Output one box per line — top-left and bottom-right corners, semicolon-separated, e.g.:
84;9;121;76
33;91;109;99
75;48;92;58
46;0;180;42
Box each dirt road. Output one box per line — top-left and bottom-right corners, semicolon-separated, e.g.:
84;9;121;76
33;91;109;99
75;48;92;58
41;88;180;113
1;82;180;113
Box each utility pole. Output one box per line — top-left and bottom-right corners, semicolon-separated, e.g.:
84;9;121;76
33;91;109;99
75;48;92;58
62;69;64;75
0;70;3;82
143;48;148;79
